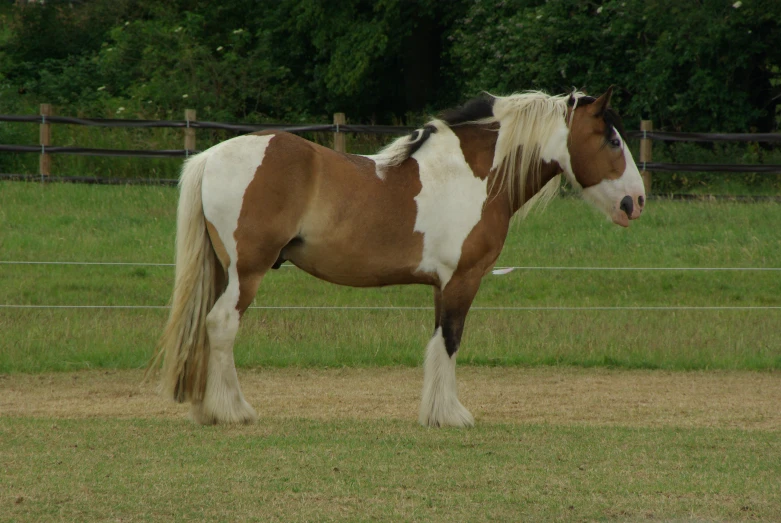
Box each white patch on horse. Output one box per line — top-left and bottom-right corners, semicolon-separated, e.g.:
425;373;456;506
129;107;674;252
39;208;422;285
419;327;474;427
193;134;273;423
412;121;487;289
202;134;275;277
540;118;574;185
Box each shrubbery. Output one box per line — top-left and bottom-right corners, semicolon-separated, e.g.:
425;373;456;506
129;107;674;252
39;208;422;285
2;0;779;129
0;0;779;190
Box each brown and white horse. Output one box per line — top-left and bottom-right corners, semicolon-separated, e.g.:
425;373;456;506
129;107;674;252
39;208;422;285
152;87;645;427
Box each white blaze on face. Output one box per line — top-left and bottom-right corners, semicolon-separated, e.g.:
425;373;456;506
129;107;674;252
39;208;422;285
202;134;274;279
412;122;487;289
581;135;646;227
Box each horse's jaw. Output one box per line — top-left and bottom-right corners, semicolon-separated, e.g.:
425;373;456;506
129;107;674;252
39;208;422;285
580;151;646;227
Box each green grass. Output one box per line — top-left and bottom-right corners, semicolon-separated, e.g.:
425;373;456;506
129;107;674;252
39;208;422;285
1;182;780;372
2;417;779;522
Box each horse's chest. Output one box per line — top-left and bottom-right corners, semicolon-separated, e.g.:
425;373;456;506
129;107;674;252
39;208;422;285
412;139;487;289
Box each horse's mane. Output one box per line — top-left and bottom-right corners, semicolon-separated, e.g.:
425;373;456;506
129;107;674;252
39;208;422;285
374;90;606;215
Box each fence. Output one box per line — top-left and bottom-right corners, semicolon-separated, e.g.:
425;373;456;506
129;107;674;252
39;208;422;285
2;106;779;313
1;105;781;189
2;260;779;311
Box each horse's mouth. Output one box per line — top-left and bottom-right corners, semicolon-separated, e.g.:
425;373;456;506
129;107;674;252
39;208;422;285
611;210;630;227
612;195;644;227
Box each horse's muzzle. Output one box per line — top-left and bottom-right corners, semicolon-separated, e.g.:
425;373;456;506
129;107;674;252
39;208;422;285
612;194;645;227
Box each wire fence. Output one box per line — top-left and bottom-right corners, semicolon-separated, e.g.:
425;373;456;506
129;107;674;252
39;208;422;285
2;260;779;311
1;112;778;312
3;260;781;271
1;112;780;183
3;304;779;311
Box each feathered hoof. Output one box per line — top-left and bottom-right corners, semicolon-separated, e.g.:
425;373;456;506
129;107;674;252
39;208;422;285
418;398;475;428
189;398;258;425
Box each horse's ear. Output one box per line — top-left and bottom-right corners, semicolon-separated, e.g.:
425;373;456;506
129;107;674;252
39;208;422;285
590;86;614;116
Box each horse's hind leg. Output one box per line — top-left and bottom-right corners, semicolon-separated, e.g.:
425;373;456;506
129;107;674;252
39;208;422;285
190;281;255;425
419;275;482;428
190;225;277;425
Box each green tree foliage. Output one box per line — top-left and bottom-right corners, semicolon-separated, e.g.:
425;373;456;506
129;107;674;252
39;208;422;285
0;0;468;122
0;0;779;132
450;0;781;132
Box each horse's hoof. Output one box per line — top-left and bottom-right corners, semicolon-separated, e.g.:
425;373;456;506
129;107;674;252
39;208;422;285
189;399;257;425
419;400;475;428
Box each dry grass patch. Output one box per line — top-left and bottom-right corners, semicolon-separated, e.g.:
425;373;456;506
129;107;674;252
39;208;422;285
3;368;780;522
3;367;779;430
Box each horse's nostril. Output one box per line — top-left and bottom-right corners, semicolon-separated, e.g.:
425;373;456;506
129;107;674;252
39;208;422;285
638;195;645;207
620;195;633;217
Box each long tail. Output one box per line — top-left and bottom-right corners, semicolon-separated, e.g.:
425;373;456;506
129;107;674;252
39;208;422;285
148;152;221;403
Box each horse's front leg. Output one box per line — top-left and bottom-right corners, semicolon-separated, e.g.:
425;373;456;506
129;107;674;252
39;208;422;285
419;274;482;428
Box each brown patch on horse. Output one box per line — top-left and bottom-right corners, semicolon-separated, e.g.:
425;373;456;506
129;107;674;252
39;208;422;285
235;132;432;288
205;219;230;271
567;92;627;188
451;126;499;182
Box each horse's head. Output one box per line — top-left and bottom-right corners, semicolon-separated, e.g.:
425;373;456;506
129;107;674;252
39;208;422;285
565;87;645;227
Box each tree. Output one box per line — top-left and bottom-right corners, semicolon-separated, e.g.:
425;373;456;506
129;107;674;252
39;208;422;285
450;0;781;132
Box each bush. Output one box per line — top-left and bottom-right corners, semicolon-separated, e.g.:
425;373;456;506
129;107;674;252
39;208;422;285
450;0;781;133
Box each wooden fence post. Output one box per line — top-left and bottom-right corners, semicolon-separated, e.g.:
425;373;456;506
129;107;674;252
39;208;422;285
333;112;346;153
640;120;652;194
184;109;197;155
39;103;52;177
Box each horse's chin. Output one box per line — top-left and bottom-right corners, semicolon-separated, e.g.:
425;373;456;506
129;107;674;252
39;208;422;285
611;212;630;228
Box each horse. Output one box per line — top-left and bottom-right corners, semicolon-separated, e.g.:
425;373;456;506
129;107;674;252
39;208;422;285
151;87;645;427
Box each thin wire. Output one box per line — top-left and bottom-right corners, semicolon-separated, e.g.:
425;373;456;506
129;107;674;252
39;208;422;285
493;266;781;272
0;261;174;266
2;305;169;309
1;304;779;311
1;261;779;271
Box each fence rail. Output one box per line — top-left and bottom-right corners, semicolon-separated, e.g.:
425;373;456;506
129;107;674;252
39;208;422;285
1;108;780;185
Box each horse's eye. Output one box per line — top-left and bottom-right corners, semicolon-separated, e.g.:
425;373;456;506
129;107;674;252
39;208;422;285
609;138;621;148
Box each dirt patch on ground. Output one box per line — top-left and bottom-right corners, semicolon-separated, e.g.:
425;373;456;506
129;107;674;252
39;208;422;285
1;367;779;430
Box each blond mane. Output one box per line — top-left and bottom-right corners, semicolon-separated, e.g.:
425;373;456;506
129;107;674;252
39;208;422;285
374;90;585;216
483;91;585;216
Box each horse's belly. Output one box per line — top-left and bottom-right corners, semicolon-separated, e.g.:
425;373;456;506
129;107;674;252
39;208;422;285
284;240;434;288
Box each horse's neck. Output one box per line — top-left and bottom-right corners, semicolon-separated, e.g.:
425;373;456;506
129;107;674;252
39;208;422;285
511;160;562;214
449;124;562;215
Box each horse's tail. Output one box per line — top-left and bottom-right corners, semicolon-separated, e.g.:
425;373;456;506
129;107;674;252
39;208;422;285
149;151;220;403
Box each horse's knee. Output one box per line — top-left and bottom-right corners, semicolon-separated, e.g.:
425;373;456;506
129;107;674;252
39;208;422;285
206;301;240;344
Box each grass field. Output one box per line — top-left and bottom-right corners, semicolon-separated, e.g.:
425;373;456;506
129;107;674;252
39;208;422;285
1;182;780;372
3;368;781;522
1;181;780;521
